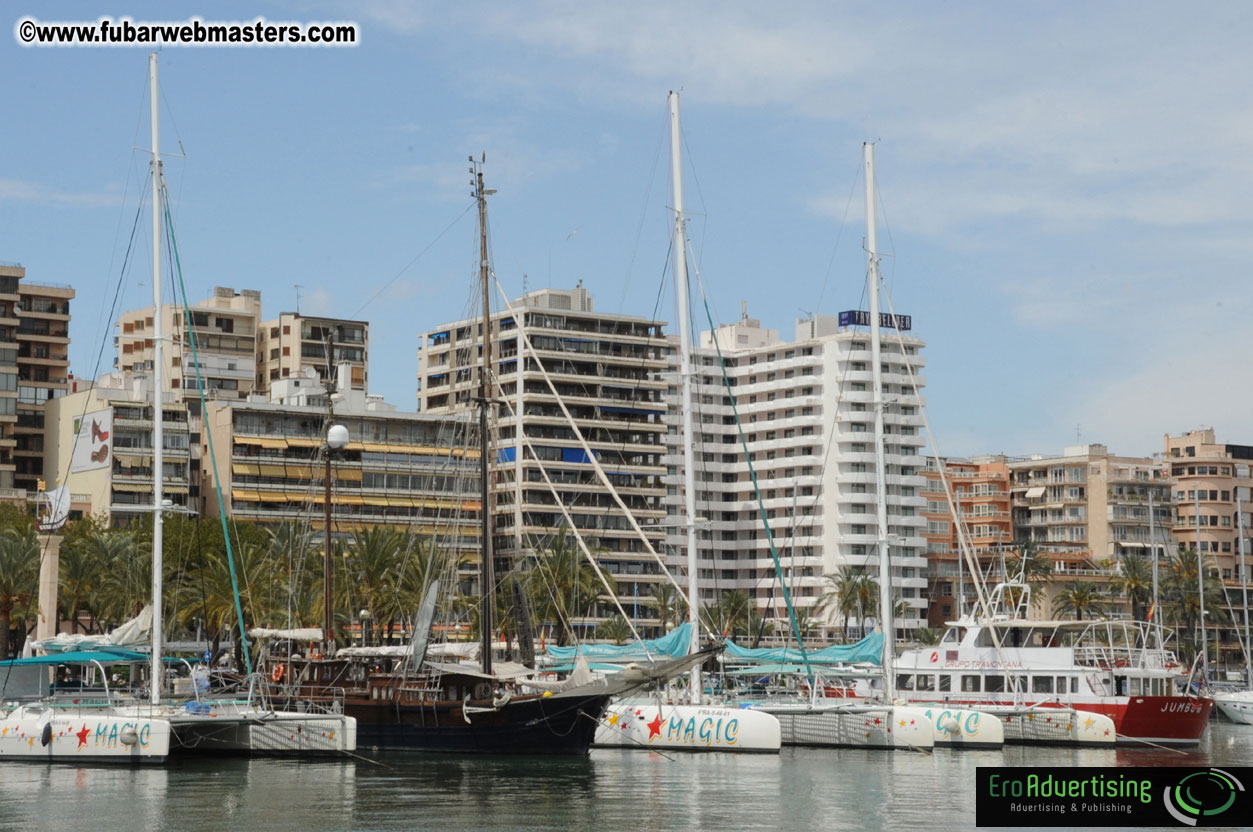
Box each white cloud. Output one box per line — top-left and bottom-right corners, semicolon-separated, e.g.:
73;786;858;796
0;179;120;207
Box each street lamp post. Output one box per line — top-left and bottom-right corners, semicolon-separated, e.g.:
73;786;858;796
324;423;349;649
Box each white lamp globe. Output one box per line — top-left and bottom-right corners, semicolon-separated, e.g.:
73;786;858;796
327;424;349;450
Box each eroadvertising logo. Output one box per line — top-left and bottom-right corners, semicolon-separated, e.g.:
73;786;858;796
975;766;1249;827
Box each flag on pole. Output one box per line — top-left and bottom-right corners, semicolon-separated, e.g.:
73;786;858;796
1146;602;1156;621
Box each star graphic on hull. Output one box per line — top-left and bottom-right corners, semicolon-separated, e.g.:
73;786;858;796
1083;717;1094;728
75;724;90;749
647;714;663;740
873;717;881;725
607;712;620;726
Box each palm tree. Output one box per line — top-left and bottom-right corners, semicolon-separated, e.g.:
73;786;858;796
340;527;406;645
1161;548;1231;663
1113;552;1153;621
58;539;97;634
816;567;877;641
913;627;943;646
595;615;633;645
1052;582;1107;620
524;528;611;646
87;531;148;630
0;527;40;659
646;582;687;634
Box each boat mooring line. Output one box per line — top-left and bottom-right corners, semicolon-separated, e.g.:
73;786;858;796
1115;734;1188;755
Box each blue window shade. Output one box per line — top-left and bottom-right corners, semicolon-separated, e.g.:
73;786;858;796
561;447;597;464
497;447;517;463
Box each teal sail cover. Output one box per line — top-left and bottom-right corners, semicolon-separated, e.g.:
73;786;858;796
722;632;883;666
545;622;692;662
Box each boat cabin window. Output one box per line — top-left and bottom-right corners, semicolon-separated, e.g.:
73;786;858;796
1032;676;1053;693
961;675;981;692
897;674;913;690
915;674;935;692
938;675;951;692
985;674;1005;692
941;628;960;645
1129;678;1142;696
1013;675;1028;693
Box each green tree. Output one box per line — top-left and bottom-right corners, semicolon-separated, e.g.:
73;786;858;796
0;526;40;659
646;582;688;634
816;567;877;641
1052;582;1107;620
524;528;612;646
1113;552;1153;621
595;615;633;645
1161;548;1231;663
913;627;943;646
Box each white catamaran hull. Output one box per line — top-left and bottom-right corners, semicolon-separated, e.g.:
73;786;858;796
749;703;935;750
0;704;172;762
594;703;781;752
168;705;356;755
913;704;1004;748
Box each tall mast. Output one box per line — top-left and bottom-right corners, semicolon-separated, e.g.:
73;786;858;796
474;160;496;677
1197;489;1206;679
669;91;702;704
149;52;164;706
1149;486;1159;645
865;142;895;699
324;332;336;646
1239;492;1251;685
956;487;965;618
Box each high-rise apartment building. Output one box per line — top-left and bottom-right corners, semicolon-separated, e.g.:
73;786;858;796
255;313;368;395
663;310;928;638
116;286;261;401
0;264;75;495
0;265;20;492
416;286;669;635
14;275;73;494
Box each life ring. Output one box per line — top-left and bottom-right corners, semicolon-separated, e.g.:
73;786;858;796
271;664;286;684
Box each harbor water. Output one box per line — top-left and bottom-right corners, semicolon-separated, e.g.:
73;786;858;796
1;722;1251;831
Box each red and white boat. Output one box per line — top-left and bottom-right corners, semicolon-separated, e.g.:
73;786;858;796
895;583;1212;746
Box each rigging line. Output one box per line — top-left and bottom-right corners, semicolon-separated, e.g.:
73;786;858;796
877;288;990;620
164;188;252;676
690;260;814;680
814;157;864;316
39;172;152;594
678;121;711;277
617;108;670;314
350;203;475;319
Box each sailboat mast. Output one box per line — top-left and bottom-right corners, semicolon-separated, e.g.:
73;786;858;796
1239;494;1251;684
475;164;495;677
668;91;702;704
864;142;895;699
148;52;165;706
1197;489;1206;679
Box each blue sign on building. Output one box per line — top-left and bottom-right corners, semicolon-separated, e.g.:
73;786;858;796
838;310;912;331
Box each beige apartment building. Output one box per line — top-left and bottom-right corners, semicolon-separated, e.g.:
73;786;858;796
0;265;19;493
1164;429;1253;579
44;373;192;527
1009;444;1172;616
255;313;368;395
199;394;480;571
116;287;260;401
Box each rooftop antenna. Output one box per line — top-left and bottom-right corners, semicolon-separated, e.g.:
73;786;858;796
1076;423;1082;443
295;284;303;314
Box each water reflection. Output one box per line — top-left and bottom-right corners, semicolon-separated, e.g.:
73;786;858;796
0;723;1249;831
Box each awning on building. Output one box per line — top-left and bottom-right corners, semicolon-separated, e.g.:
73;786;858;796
112;483;148;493
1024;486;1046;499
285;437;321;448
232;462;260;476
234;436;288;450
333;468;362;481
231;490;261;502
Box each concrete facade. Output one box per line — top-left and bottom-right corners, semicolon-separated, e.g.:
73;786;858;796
256;313;368;395
662;310;929;637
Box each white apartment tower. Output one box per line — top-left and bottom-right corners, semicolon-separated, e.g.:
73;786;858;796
663;309;929;637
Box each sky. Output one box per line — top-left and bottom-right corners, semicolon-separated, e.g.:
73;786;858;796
4;1;1251;460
